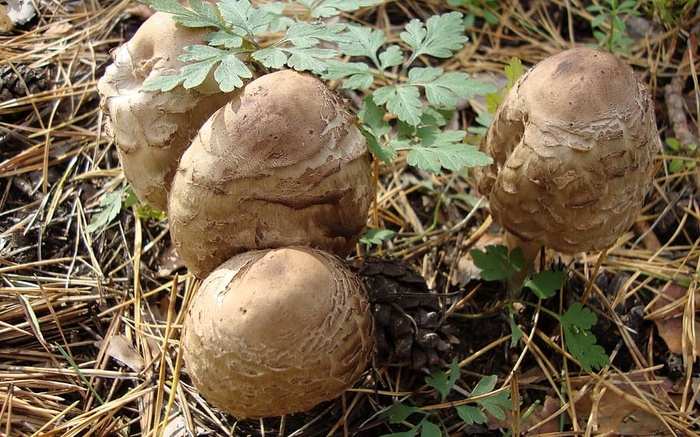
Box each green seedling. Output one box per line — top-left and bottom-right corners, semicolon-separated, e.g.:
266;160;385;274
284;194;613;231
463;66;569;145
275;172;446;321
587;0;641;53
470;244;610;371
87;183;165;232
139;0;496;175
665;137;698;173
382;359;511;436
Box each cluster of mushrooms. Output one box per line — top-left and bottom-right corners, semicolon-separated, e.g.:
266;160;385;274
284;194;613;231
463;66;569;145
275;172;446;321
98;9;661;421
98;12;374;419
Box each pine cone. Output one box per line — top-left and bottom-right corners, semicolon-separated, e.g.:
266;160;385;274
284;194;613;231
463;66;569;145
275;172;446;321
352;258;459;372
0;64;50;102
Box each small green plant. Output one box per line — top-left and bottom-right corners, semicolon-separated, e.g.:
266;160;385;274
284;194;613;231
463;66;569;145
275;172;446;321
587;0;641;52
360;228;397;247
446;0;501;27
139;0;496;175
87;183;165;232
467;56;523;138
648;0;698;25
382;359;511;436
470;244;610;371
665;137;698;173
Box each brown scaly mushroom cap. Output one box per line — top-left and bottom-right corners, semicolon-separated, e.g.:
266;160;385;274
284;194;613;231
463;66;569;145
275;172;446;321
169;70;373;277
476;47;660;255
181;246;374;419
97;12;238;210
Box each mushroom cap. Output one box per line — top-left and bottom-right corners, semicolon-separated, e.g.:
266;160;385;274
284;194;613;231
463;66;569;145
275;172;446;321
476;47;661;253
97;12;238;210
181;246;374;419
169;70;373;277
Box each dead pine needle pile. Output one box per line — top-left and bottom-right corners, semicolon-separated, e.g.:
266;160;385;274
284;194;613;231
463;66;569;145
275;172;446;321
1;0;699;436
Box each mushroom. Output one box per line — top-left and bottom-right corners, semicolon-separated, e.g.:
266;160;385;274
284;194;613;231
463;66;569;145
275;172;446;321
475;47;661;267
181;246;374;419
168;70;373;277
97;12;239;210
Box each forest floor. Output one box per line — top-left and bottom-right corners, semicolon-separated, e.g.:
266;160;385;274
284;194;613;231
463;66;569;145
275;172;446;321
1;0;699;436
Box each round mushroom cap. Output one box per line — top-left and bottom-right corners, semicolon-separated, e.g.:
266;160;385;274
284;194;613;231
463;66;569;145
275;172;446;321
181;246;374;419
476;47;661;253
97;12;240;210
169;70;373;277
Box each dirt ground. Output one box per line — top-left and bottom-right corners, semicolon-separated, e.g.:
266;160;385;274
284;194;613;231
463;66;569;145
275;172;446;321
1;0;699;436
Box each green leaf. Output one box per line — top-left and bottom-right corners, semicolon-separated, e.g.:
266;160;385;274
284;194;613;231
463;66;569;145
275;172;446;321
360;228;396;246
561;303;610;371
483;9;499;25
473;111;492;130
252;47;288;68
374;85;423;126
143;43;252;92
285;47;337;72
417;107;452;128
284;22;347;48
404;139;492;174
178;44;226;62
359;96;395;164
477;390;510;420
307;0;385;18
339;24;386;58
408;68;496;107
509;309;524;346
323;60;374;89
586;5;608;13
384;402;423;424
419;419;441;437
562;302;597;330
665;137;681;151
471;374;497;397
218;0;272;36
470;245;526;281
141;0;222;28
525;270;566;299
591;13;607;28
470;375;510;419
142;74;187;92
485;92;502;114
456;405;487;425
503;56;523;89
425;358;460;402
379;46;404;70
359;95;390;135
180;59;218;89
87;185;129;232
258;2;295;31
254;46;336;73
205;30;243;48
214;52;254;91
401;12;468;59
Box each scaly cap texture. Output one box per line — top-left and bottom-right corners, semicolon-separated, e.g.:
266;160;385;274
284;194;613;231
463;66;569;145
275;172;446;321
97;12;236;210
181;247;374;418
476;47;660;253
169;70;373;277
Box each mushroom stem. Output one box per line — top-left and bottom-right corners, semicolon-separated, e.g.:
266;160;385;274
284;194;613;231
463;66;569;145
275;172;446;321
502;231;540;286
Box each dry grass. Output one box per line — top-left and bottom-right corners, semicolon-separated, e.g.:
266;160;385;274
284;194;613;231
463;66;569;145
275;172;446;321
1;0;699;436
